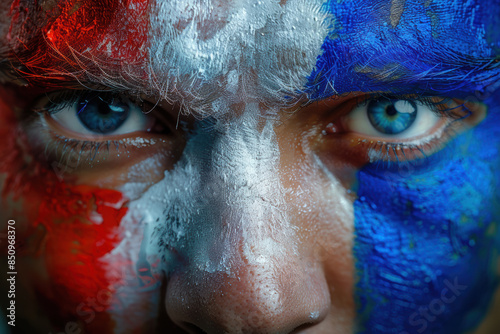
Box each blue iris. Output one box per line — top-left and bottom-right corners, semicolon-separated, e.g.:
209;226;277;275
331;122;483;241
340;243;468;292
367;99;417;134
77;95;130;134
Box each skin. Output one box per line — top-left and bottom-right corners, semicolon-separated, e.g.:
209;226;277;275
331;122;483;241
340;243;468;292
0;1;499;333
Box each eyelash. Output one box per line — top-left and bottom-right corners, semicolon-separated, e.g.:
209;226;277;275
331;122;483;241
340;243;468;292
33;89;144;114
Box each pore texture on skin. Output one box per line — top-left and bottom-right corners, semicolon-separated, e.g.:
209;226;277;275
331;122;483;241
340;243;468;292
0;0;499;333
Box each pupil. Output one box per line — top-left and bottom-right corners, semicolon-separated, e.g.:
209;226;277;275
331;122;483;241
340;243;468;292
385;105;398;116
97;102;113;115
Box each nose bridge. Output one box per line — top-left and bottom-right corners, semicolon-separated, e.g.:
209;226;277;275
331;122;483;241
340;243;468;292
164;111;331;333
192;109;296;272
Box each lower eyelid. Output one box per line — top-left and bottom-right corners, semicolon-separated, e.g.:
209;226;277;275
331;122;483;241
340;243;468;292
21;114;186;182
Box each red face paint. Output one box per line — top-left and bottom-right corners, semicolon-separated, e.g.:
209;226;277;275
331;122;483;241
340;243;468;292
1;2;161;330
8;0;150;83
92;0;150;65
36;186;128;332
0;87;130;332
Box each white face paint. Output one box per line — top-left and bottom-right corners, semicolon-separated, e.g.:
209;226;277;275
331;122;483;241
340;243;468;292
147;0;330;116
124;106;291;270
98;0;331;330
105;109;290;332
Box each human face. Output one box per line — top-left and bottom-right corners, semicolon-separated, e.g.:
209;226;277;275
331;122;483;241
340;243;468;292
0;1;499;333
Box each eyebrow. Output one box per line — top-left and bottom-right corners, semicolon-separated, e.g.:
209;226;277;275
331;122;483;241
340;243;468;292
0;1;155;92
3;1;149;73
306;0;500;99
307;54;500;100
3;0;500;103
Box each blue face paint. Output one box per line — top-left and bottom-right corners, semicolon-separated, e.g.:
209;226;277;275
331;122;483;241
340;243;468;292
352;93;500;333
306;0;500;98
302;1;500;332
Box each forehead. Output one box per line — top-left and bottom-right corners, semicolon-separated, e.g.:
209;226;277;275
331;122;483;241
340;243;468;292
312;0;500;97
2;0;500;113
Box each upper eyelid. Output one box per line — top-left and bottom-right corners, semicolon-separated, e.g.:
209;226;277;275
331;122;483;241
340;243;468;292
31;89;147;114
351;94;472;119
19;81;475;122
1;62;169;107
295;92;471;125
29;88;184;133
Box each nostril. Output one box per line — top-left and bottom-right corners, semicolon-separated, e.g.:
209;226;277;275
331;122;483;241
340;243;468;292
181;322;208;334
289;322;317;334
289;310;326;333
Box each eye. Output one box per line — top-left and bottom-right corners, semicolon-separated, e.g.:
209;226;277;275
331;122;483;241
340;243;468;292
21;89;186;181
43;92;159;137
345;97;441;140
309;94;486;166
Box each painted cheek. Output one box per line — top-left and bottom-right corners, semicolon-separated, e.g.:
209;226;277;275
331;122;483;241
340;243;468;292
352;98;500;333
0;90;133;332
35;186;128;332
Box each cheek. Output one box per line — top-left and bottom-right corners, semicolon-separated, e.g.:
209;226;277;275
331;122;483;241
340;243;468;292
35;186;128;331
0;91;151;332
352;104;500;333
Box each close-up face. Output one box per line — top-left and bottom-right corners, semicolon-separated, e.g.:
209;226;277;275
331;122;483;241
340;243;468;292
0;0;499;333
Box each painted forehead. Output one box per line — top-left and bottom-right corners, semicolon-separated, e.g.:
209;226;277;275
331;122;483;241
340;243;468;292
311;0;500;98
2;0;500;112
